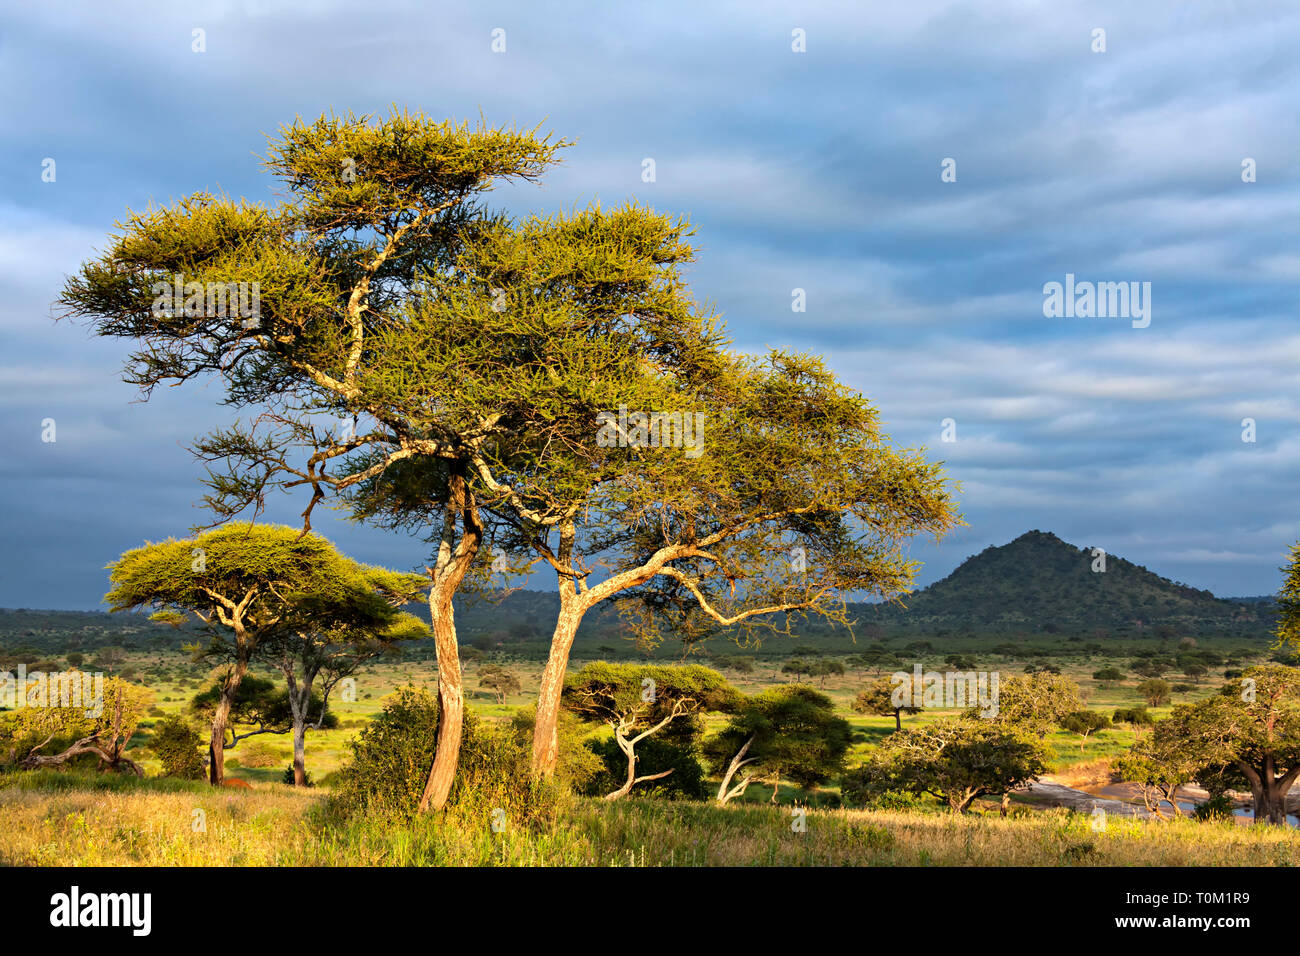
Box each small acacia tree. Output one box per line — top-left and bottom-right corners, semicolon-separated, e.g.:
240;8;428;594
1137;678;1172;707
1061;710;1110;752
256;570;427;785
843;719;1048;814
6;676;152;776
703;685;851;804
853;675;923;732
105;524;424;784
562;662;737;800
478;664;522;705
1114;709;1203;820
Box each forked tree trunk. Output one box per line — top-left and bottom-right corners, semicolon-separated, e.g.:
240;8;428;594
716;734;757;805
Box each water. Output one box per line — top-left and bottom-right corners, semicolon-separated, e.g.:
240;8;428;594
1172;799;1298;827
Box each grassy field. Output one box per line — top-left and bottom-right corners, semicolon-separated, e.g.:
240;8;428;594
111;641;1261;787
1;771;1295;867
4;639;1288;867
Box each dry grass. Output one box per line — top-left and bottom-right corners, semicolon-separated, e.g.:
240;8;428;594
1;773;1296;867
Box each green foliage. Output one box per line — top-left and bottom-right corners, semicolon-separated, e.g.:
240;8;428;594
976;670;1083;732
149;715;205;779
582;736;708;800
562;662;739;726
853;675;922;726
1137;678;1172;706
329;686;440;820
1113;706;1153;726
843;719;1048;813
331;686;563;826
1193;794;1235;823
281;765;313;787
705;685;852;791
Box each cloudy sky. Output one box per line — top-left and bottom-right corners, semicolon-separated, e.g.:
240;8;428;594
2;0;1298;609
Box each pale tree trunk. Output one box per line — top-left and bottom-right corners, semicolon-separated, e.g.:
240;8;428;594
418;468;482;814
209;653;249;786
291;721;307;787
531;596;584;778
602;707;681;801
531;521;583;779
716;734;757;805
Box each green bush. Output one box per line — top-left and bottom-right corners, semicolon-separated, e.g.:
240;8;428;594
330;686;440;820
329;686;565;828
150;715;205;780
282;765;313;787
581;736;708;800
1193;794;1236;823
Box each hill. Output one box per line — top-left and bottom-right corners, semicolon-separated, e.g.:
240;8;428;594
865;530;1275;637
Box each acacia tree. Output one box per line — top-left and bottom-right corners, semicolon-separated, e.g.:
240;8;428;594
257;569;428;785
478;664;522;705
703;685;851;804
561;662;737;800
104;524;424;784
843;719;1048;814
853;675;923;732
62;108;957;804
60;110;573;809
1114;709;1202;820
6;677;151;776
1168;666;1300;825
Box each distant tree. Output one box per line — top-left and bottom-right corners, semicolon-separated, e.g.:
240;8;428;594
65;652;85;668
1132;659;1170;680
809;658;845;687
1112;706;1153;728
479;665;522;704
781;658;812;682
1137;679;1172;707
562;663;737;800
704;685;851;804
106;525;420;785
978;671;1083;732
1061;710;1110;752
853;676;922;732
843;719;1047;813
92;647;127;673
1092;666;1124;682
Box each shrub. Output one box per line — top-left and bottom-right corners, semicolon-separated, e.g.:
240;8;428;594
1193;794;1236;823
150;715;205;780
329;686;440;820
238;740;281;768
582;736;708;800
1112;706;1153;726
329;686;565;827
282;765;313;787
